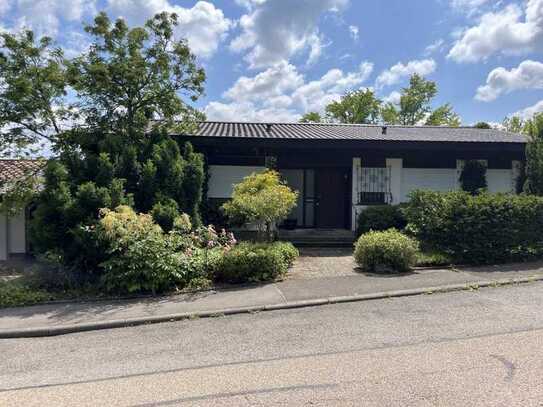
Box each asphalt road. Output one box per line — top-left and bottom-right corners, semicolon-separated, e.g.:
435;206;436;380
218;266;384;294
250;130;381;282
2;283;543;406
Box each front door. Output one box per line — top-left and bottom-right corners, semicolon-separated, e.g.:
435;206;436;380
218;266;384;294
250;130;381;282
316;168;348;228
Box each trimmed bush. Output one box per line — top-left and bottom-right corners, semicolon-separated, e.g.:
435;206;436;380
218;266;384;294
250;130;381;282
356;204;407;236
354;229;420;273
459;160;487;195
404;190;543;264
216;241;299;284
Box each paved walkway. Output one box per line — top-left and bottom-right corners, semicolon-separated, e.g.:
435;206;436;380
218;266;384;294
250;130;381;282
2;260;543;337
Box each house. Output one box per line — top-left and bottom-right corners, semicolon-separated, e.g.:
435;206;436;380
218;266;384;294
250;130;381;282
0;123;527;258
179;122;526;232
0;160;44;261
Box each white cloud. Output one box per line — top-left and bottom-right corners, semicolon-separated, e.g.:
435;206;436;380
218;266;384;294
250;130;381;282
450;0;491;15
513;100;543;119
424;39;445;56
349;25;359;40
448;0;543;63
383;91;401;105
229;0;349;68
476;60;543;102
223;61;304;102
107;0;232;59
6;0;96;37
375;59;436;88
205;60;373;122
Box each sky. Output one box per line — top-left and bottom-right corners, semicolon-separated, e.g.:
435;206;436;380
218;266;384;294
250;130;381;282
1;0;543;125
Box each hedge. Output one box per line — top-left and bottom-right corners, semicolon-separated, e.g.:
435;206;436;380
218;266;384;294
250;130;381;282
356;204;407;236
404;190;543;264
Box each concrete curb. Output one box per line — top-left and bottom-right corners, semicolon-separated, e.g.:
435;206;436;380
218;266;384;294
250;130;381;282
1;275;542;339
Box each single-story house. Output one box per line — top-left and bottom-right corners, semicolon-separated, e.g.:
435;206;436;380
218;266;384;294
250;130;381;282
0;122;527;258
179;122;526;232
0;160;44;261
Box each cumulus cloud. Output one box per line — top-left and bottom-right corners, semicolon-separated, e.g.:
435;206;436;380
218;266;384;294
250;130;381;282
205;60;373;122
450;0;491;15
5;0;96;37
107;0;232;58
513;100;543;119
476;60;543;102
448;0;543;63
383;91;401;105
229;0;349;68
375;59;436;88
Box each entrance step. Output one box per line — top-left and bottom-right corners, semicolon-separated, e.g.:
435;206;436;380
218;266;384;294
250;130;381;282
278;229;356;248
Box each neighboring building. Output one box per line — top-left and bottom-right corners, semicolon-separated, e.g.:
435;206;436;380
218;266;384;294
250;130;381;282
180;122;526;231
0;160;44;261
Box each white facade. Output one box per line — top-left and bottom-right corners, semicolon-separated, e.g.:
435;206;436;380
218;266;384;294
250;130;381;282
0;210;26;261
207;165;266;198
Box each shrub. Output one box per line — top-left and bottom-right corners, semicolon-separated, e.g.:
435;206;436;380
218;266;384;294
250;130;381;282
405;190;543;264
222;170;298;241
459;160;487;195
151;199;180;232
356;204;407;236
216;241;298;284
354;229;420;273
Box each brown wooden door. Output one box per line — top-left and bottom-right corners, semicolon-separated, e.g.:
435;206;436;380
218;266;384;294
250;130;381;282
316;168;348;228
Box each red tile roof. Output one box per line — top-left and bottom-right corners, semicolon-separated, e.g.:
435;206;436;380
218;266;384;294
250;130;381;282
0;160;45;183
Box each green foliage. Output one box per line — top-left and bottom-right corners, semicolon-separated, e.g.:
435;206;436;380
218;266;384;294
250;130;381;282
354;229;420;273
404;190;543;264
416;251;453;267
356;205;407;236
474;122;491;129
222;170;298;241
459;160;487;195
151;199;180;232
21;12;207;273
0;31;70;158
524;113;543;195
381;74;459;126
325;89;381;124
0;279;56;308
299;112;322;123
502;116;524;133
425;103;461;127
216;242;299;284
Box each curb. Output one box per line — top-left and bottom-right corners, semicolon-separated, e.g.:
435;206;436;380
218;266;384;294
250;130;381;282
1;275;542;339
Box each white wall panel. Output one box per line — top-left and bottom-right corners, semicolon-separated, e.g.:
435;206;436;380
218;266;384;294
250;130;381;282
487;169;513;193
8;210;26;254
401;168;457;202
208;165;266;198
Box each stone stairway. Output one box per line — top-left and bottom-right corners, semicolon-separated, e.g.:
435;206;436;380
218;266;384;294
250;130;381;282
277;229;356;248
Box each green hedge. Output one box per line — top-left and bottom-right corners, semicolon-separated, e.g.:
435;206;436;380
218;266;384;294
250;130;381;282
356;205;407;236
404;190;543;264
354;229;419;273
216;242;299;284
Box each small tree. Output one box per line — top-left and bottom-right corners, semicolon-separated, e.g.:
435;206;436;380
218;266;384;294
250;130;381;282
222;170;298;241
299;112;322;123
459;160;487;195
474;122;491;129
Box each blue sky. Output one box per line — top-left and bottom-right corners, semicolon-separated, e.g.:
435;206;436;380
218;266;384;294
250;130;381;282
1;0;542;125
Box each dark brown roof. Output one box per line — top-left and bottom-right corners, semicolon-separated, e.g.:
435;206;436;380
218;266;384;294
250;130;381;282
189;122;526;144
0;160;45;183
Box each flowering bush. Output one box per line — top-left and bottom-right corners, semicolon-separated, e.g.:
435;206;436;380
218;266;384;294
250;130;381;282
95;206;237;294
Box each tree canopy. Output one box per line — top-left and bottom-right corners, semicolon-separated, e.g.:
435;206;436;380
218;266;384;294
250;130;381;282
299;112;322;123
0;12;207;272
325;89;381;124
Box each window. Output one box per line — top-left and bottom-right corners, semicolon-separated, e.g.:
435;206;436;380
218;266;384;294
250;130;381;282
357;167;392;205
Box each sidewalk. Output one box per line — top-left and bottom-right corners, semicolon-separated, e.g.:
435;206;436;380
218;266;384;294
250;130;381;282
2;262;543;338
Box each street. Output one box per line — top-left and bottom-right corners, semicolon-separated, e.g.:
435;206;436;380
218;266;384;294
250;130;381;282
2;283;543;406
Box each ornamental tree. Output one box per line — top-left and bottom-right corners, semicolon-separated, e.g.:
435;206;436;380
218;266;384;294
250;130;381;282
524;113;543;195
459;160;487;195
222;170;298;241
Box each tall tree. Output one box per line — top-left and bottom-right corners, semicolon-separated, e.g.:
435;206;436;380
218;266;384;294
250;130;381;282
19;12;207;271
474;122;491;129
425;103;461;127
0;30;71;158
381;74;460;126
502;116;524;133
325;89;381;124
299;112;322;123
